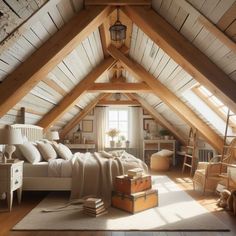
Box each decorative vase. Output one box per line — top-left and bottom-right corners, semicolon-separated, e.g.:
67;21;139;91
110;140;115;148
125;141;130;149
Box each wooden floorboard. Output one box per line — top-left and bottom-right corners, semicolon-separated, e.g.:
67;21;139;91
0;167;235;236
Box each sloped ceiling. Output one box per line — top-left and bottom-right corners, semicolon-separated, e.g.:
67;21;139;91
0;0;235;151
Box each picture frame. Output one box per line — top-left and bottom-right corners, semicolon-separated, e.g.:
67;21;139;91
82;120;93;132
143;118;155;130
143;109;149;115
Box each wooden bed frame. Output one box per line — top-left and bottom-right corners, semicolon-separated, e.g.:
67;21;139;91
10;124;72;191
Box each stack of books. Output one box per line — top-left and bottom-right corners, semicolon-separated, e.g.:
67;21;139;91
83;198;107;217
127;168;144;178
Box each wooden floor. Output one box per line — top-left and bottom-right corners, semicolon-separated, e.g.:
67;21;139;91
0;167;235;236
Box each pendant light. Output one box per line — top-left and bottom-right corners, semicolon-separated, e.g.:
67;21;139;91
109;7;127;42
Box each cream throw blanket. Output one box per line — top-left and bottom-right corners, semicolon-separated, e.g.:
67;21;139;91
48;151;148;206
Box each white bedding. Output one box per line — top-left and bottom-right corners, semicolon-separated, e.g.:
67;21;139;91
23;162;49;177
48;151;148;205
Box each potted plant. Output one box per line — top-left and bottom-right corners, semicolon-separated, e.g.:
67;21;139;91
116;135;126;148
106;128;120;148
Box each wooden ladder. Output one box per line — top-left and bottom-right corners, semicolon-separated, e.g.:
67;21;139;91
182;127;198;176
221;109;236;168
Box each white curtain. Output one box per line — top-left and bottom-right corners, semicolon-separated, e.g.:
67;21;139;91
130;107;143;160
95;107;107;151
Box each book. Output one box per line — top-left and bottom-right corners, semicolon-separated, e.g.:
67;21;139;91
127;168;144;178
84;209;108;217
83;205;106;214
84;198;102;208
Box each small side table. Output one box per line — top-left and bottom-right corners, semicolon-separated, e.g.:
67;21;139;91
0;160;24;211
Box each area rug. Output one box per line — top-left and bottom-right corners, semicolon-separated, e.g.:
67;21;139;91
13;175;228;231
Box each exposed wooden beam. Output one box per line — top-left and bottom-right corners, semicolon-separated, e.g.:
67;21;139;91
37;57;116;131
20;107;26;124
88;82;151;93
127;93;187;145
85;0;151;6
0;6;114;118
122;6;236;114
108;45;224;152
99;24;110;57
216;2;236;31
60;94;108;139
97;100;139;105
43;78;67;96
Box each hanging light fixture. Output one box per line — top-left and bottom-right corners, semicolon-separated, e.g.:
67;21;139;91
109;7;127;42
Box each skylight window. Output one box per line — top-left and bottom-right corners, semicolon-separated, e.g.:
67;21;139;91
192;85;236;128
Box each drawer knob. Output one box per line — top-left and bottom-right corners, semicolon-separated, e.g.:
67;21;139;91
15;180;18;185
15;169;19;173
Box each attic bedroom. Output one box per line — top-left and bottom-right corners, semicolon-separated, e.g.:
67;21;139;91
0;0;235;235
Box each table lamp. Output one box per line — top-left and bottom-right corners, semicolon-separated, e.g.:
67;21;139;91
2;127;23;162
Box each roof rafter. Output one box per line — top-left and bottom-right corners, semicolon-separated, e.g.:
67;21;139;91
126;93;187;145
37;57;116;131
107;44;224;152
0;5;114;118
85;0;151;6
60;93;108;139
88;82;151;93
122;5;236;114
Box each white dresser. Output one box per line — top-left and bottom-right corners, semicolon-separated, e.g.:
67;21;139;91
0;160;24;211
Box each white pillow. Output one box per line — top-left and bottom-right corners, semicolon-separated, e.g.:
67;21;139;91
37;142;57;161
18;142;42;164
54;143;72;160
156;149;173;157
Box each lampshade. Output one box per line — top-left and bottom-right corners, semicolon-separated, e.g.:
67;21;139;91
1;128;23;145
47;131;60;141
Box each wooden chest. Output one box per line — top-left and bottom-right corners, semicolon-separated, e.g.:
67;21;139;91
114;175;152;195
111;189;158;214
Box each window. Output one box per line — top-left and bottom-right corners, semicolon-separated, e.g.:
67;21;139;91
106;108;129;145
192;85;236;128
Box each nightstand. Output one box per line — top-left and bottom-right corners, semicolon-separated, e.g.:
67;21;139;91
0;160;24;211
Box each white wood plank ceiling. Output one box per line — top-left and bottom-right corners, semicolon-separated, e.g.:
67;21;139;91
0;0;235;142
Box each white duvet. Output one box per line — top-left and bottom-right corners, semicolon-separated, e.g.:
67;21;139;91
48;151;148;206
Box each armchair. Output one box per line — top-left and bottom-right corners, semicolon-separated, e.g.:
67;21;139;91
193;155;222;193
193;137;236;193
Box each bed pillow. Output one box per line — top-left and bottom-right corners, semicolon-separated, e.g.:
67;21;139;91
53;143;73;160
37;142;57;161
18;142;42;164
156;149;173;157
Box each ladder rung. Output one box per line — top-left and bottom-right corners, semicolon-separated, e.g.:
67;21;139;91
185;154;193;158
183;163;192;168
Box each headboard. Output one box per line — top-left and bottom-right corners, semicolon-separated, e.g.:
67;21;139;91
10;124;43;142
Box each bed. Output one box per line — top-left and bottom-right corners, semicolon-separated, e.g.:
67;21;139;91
8;124;148;194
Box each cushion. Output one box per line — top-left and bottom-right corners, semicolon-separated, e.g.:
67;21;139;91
155;149;173;157
53;143;73;160
37;142;57;161
18;142;42;164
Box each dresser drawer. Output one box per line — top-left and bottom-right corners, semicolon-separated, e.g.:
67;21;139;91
12;165;23;178
11;175;22;191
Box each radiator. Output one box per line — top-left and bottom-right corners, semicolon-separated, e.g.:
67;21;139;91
198;149;214;162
